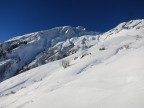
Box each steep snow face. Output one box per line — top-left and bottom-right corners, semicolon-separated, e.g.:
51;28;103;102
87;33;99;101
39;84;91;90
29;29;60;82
0;19;144;108
0;26;98;82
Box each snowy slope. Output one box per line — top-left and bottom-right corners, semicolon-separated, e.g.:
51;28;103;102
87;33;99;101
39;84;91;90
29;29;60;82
100;19;144;41
0;19;144;108
0;26;98;82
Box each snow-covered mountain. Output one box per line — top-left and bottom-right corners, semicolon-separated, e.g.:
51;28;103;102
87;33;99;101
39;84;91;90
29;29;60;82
0;26;98;82
0;19;144;108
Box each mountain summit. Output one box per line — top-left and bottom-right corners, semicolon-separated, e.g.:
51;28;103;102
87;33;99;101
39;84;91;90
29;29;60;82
0;19;144;108
0;26;98;82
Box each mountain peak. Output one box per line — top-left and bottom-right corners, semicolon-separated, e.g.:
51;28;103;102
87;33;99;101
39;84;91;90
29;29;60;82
0;19;143;82
0;19;144;108
0;26;98;82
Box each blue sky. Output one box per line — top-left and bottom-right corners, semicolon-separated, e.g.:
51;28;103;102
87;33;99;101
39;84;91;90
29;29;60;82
0;0;144;42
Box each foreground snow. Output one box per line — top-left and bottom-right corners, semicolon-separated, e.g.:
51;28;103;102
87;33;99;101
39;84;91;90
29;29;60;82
0;19;144;108
27;47;144;108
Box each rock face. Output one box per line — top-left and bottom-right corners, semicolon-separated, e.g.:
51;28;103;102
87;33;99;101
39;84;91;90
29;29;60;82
0;26;98;82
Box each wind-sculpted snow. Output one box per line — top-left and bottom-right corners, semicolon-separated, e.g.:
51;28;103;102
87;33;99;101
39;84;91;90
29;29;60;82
0;19;144;108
